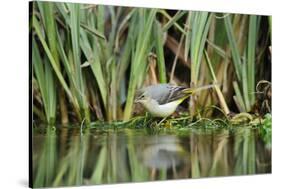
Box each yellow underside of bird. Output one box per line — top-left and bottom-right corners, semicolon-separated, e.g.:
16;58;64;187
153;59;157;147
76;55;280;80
141;96;188;117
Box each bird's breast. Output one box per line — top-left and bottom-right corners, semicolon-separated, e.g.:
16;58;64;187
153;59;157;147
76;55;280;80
144;100;180;117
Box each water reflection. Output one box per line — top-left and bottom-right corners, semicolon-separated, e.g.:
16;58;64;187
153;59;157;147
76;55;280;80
32;126;271;188
140;136;186;170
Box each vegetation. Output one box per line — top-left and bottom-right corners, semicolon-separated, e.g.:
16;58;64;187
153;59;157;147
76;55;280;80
31;1;271;125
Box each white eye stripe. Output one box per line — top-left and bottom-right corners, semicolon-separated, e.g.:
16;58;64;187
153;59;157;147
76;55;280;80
139;93;145;99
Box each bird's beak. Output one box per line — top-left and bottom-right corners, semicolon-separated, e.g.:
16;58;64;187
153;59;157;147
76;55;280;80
134;99;143;103
134;99;140;103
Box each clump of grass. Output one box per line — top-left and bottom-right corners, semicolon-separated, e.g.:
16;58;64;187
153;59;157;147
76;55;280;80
224;15;259;112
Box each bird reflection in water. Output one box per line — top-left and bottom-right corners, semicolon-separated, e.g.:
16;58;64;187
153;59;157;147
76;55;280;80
138;136;188;180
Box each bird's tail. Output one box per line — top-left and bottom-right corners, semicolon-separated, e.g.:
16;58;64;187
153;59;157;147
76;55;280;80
183;83;219;94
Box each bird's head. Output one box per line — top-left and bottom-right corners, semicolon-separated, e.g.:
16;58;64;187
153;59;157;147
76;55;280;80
134;91;150;105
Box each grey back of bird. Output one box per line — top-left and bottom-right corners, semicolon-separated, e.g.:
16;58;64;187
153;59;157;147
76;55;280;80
141;84;187;105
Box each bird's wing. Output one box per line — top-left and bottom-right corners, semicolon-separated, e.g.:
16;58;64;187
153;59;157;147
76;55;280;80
141;83;215;105
149;84;189;105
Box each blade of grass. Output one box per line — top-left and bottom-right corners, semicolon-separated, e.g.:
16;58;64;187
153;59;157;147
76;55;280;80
204;50;230;115
190;12;212;86
162;11;186;32
38;1;70;124
123;9;157;120
233;81;246;112
206;39;227;59
44;59;57;123
69;3;83;105
170;29;185;83
80;29;108;109
55;2;70;25
69;3;90;122
80;23;106;40
56;28;84;121
32;38;56;123
247;15;257;106
242;56;251;111
38;2;59;64
159;10;186;34
224;15;242;81
184;11;193;61
114;8;136;52
33;39;47;113
154;21;167;83
33;15;74;103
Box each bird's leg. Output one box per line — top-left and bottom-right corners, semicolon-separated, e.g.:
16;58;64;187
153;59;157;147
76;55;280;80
150;168;157;180
172;159;178;179
156;117;167;127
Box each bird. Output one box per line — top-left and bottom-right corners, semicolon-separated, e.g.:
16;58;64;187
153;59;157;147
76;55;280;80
134;83;216;117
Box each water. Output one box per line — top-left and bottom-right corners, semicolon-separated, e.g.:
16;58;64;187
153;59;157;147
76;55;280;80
31;125;271;188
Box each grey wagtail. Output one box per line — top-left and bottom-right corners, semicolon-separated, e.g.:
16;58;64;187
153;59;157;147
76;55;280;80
134;84;216;117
